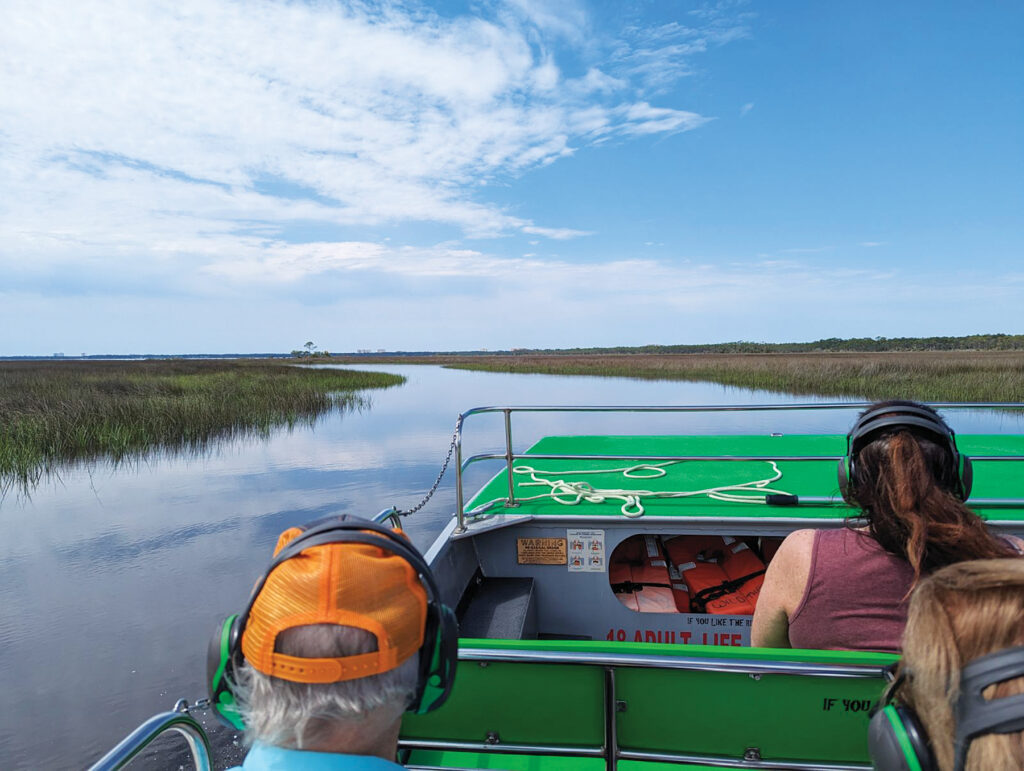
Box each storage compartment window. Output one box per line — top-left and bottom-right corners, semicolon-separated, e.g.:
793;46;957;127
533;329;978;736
609;534;782;615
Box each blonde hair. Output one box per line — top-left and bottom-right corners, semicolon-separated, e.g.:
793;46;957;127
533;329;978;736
901;559;1024;770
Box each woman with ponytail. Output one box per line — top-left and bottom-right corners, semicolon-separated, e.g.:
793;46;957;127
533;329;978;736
752;401;1023;652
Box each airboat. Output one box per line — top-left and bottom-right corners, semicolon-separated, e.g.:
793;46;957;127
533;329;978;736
89;403;1024;770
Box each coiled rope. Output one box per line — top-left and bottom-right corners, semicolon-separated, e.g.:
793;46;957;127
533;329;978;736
470;460;794;518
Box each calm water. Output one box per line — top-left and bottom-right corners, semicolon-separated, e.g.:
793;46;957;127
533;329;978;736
2;366;1021;769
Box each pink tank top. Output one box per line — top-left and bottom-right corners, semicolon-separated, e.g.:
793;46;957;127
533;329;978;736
788;529;914;653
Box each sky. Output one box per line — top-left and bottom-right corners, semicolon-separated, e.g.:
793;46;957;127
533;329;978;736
1;0;1022;355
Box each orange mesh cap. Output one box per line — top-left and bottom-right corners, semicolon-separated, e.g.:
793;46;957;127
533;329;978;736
241;526;428;684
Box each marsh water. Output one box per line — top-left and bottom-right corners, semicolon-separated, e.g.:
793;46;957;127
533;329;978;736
3;365;1023;769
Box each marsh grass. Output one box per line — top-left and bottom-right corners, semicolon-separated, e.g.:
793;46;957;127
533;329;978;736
433;351;1024;402
0;359;403;495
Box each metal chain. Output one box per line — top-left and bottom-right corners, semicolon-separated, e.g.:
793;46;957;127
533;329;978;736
394;424;459;517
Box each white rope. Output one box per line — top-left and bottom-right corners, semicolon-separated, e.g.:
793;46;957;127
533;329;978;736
469;460;795;518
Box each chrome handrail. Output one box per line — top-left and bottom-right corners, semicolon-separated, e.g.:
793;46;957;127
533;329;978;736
456;646;889;678
374;507;402;527
452;403;1024;532
87;700;211;771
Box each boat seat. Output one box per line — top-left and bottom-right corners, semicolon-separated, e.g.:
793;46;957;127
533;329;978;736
458;577;537;640
401;640;892;770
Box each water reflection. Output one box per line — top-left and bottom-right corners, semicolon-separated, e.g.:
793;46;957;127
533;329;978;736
2;365;1022;769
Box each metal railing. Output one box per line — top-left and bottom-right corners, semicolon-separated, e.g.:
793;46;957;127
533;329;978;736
451;403;1024;533
87;700;211;771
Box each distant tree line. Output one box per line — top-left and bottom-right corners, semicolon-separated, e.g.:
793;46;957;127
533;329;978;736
497;334;1024;356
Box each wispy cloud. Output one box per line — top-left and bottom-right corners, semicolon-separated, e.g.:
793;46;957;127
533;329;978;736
505;0;589;44
611;7;752;93
521;225;594;240
0;0;737;285
740;102;754;116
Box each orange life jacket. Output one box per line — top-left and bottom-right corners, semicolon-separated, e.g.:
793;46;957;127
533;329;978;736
610;535;642;609
610;535;678;613
667;563;691;613
664;535;766;615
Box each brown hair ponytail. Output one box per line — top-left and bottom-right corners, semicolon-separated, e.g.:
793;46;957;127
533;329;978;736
852;429;1014;583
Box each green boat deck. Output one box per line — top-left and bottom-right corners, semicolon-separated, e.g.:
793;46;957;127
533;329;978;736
465;434;1024;523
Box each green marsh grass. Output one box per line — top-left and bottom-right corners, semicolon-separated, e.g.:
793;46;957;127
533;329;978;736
387;351;1024;402
0;359;403;494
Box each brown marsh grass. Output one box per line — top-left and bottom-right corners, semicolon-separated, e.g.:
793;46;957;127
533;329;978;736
334;351;1024;403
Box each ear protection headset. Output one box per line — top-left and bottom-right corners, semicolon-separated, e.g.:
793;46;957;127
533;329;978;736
868;646;1024;771
207;515;458;729
838;401;972;504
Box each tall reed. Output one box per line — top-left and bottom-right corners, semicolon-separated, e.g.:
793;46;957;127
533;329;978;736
0;360;403;495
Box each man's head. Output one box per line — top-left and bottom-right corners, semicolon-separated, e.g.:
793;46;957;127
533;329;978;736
207;515;457;749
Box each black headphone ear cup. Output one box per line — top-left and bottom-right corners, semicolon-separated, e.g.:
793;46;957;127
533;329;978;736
837;457;853;503
867;704;937;771
959;455;973;500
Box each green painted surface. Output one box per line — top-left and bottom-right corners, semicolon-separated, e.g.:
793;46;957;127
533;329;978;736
405;754;724;770
616;666;882;763
401;639;894;766
618;763;740;771
402;659;605;747
404;751;605;770
466;434;1024;521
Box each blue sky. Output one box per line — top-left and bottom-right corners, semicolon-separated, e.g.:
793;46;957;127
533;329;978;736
1;0;1021;355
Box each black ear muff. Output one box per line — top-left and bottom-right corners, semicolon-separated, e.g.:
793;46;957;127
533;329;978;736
868;703;937;771
837;457;853;503
840;402;969;504
958;455;973;501
207;614;245;729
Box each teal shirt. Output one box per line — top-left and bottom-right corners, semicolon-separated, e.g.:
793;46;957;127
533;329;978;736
230;742;404;770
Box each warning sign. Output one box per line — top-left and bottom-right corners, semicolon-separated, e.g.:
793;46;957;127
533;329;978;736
568;529;605;573
517;537;567;565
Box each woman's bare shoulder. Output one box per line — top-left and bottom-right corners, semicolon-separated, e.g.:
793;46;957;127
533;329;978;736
751;529;818;647
774;528;817;562
763;529;817;611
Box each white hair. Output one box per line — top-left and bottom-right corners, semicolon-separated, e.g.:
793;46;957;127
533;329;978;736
233;624;420;750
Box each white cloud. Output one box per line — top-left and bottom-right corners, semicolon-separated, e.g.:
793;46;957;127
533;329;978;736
740;102;754;116
0;0;788;354
521;225;594;240
0;0;726;279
